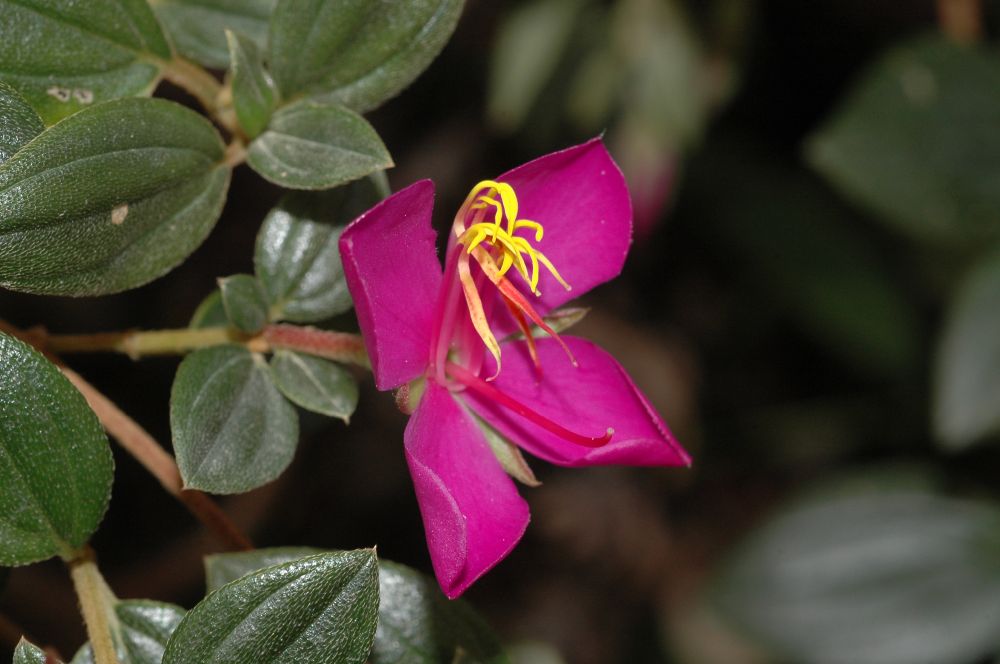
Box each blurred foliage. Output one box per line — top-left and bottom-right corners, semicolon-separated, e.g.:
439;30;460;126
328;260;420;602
488;0;747;233
713;469;1000;664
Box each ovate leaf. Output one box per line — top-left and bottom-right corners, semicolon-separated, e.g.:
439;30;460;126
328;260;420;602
374;560;507;664
713;474;1000;664
270;350;358;422
14;638;55;664
204;549;507;663
226;29;277;139
808;36;1000;244
171;345;298;494
0;0;171;124
71;600;186;664
254;181;384;321
164;550;379;664
154;0;276;69
0;97;229;296
205;547;324;591
247;100;391;189
269;0;464;112
0;81;43;163
219;274;269;334
0;333;113;565
188;290;228;329
934;251;1000;449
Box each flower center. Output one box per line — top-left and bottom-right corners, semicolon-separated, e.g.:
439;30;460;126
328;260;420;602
444;180;575;380
456;180;571;296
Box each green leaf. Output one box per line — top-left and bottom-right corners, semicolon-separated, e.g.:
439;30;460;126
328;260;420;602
374;560;507;664
254;180;384;321
204;547;325;591
218;274;269;333
225;29;278;139
808;35;1000;244
270;350;358;422
0;81;43;164
13;638;53;664
188;290;228;329
153;0;276;69
487;0;581;133
0;0;171;124
247;100;391;190
0;97;229;296
475;416;539;488
269;0;464;112
70;600;186;664
204;549;507;663
934;251;1000;449
164;550;379;664
171;345;298;494
0;333;113;565
713;473;1000;664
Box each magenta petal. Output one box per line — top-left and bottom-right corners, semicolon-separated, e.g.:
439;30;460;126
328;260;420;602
496;137;632;313
340;180;441;390
465;336;691;468
405;382;530;598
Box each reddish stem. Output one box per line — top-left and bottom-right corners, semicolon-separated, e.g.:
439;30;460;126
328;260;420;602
263;324;369;367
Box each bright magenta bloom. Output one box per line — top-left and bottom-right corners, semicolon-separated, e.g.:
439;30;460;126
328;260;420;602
340;139;690;598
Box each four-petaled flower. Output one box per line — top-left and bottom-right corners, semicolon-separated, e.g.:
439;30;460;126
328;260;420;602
339;138;690;598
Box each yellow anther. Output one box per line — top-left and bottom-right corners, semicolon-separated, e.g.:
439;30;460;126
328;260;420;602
454;180;569;297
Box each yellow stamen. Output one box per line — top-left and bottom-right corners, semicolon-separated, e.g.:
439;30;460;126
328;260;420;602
457;251;502;380
451;179;576;376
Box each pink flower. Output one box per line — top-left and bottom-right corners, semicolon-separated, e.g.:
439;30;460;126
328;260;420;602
339;138;690;598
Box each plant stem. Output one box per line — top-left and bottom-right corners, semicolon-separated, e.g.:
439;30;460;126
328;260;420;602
158;56;242;136
265;324;371;368
45;324;370;367
46;326;249;358
937;0;982;43
160;56;222;111
67;548;119;664
60;366;255;552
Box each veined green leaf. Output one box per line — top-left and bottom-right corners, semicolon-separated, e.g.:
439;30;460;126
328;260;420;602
254;180;384;322
226;29;277;138
270;350;358;422
219;274;269;333
153;0;275;69
204;549;508;664
0;333;113;565
268;0;464;112
0;97;229;296
0;80;43;163
171;345;298;494
14;638;56;664
165;550;379;664
0;0;172;124
247;100;391;190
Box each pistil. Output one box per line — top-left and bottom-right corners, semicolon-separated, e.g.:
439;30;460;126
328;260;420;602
446;362;613;448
